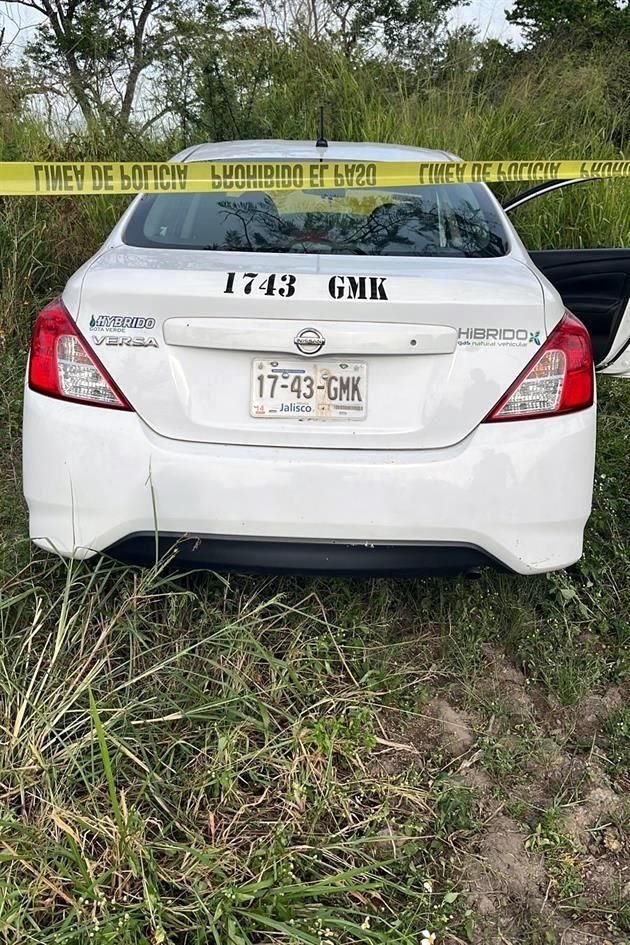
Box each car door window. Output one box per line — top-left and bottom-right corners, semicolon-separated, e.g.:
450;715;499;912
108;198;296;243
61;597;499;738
503;179;630;371
501;179;628;252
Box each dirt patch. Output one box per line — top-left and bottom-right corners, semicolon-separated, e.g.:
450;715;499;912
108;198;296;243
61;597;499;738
368;739;422;777
562;782;630;924
422;697;476;757
370;697;479;775
519;737;580;806
478;643;573;731
459;814;545;939
361;671;629;942
478;814;545;897
583;850;629;900
561;686;627;740
462;815;542;901
461;806;629;944
562;784;626;850
480;645;540;723
457;764;494;793
558;927;620;945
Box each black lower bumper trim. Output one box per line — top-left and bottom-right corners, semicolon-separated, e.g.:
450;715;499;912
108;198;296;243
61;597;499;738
103;533;510;577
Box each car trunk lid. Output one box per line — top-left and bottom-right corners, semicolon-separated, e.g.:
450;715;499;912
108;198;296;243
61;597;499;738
74;248;546;450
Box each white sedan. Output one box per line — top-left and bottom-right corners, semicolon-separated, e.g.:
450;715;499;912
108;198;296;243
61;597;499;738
22;140;630;575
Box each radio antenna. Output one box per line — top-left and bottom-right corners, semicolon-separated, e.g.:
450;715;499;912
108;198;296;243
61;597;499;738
316;105;328;150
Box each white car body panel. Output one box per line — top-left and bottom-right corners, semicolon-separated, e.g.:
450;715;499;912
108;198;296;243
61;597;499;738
75;249;553;450
22;139;627;574
600;299;630;375
23;390;596;574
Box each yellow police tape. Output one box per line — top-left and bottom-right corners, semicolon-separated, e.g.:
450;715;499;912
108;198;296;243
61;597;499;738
0;159;629;195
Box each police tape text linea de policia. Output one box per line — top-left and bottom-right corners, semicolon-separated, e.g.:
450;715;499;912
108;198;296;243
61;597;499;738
0;159;629;196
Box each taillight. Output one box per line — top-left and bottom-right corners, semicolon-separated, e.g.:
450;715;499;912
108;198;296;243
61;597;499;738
484;311;594;422
28;299;133;410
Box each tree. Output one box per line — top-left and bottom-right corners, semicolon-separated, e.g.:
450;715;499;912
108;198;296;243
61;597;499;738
507;0;630;48
254;0;469;66
3;0;247;132
3;0;155;130
4;0;469;133
330;0;469;65
154;0;471;146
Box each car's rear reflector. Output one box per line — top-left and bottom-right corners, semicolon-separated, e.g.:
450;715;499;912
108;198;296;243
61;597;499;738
28;299;133;410
484;311;594;422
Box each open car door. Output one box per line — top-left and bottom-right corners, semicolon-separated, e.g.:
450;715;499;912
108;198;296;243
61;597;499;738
504;179;630;376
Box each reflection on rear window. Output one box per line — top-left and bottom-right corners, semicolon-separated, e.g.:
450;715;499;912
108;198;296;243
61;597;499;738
123;181;509;258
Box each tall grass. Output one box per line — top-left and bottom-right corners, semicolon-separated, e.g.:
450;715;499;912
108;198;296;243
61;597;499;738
0;559;475;943
1;45;629;345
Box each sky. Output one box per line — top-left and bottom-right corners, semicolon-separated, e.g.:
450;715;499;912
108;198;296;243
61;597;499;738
0;0;522;55
452;0;521;43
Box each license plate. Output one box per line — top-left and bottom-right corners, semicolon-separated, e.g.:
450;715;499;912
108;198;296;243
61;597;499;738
251;359;367;420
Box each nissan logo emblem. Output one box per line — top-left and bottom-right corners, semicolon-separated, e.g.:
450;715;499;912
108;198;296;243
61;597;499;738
294;327;325;356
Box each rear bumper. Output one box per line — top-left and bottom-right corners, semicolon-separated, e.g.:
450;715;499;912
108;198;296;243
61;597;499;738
23;390;596;575
105;533;506;576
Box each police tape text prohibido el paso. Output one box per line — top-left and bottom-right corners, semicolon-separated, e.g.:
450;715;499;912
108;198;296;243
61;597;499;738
0;158;629;196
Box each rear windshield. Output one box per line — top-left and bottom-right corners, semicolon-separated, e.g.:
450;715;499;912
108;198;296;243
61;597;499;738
123;182;509;258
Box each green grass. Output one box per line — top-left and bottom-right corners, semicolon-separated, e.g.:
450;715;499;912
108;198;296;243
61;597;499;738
0;376;628;943
1;46;630;945
0;562;473;943
526;810;585;900
602;708;630;779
